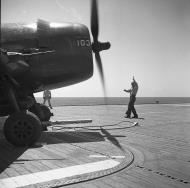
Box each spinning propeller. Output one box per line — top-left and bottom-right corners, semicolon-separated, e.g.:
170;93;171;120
90;0;111;95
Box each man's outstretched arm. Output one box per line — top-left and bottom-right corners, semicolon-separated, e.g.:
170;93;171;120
124;89;131;93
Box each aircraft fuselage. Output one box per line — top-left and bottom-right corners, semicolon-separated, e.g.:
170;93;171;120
0;20;93;94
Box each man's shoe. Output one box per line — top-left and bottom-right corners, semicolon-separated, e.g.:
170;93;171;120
125;115;131;118
132;115;138;119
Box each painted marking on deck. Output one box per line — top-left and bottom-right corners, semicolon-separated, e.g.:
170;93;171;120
0;159;119;188
133;122;138;126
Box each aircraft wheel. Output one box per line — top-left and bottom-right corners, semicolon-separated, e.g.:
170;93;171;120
3;111;42;146
39;104;53;121
29;103;53;121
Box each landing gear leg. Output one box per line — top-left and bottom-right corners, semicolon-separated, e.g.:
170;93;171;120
2;84;42;146
29;96;53;131
29;103;53;122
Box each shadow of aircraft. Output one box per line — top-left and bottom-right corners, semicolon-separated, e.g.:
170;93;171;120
0;125;126;175
40;131;105;144
0;131;105;173
0;137;28;174
0;130;105;175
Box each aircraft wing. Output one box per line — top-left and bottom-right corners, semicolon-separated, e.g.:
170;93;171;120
0;48;54;85
0;50;29;87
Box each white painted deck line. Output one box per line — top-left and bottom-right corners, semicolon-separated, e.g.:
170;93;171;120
89;155;125;159
0;159;119;188
133;122;138;126
89;155;108;158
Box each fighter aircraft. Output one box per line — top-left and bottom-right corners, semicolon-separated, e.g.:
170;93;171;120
0;0;110;146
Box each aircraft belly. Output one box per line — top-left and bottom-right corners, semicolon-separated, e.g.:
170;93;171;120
40;55;93;86
15;53;93;93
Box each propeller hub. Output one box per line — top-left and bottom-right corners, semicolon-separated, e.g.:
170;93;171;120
92;41;111;53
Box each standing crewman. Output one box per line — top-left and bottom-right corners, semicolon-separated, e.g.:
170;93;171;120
124;76;138;118
43;90;53;109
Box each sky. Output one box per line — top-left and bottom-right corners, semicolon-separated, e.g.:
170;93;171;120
1;0;190;97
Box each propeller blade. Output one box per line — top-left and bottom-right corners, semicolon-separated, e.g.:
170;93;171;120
91;0;99;41
90;0;109;97
95;52;106;95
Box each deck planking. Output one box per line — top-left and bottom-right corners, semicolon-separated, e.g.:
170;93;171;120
0;104;190;187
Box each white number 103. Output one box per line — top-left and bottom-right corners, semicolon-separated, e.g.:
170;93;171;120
77;39;91;47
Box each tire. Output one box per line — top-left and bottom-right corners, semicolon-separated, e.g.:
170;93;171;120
3;111;42;146
29;103;52;121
